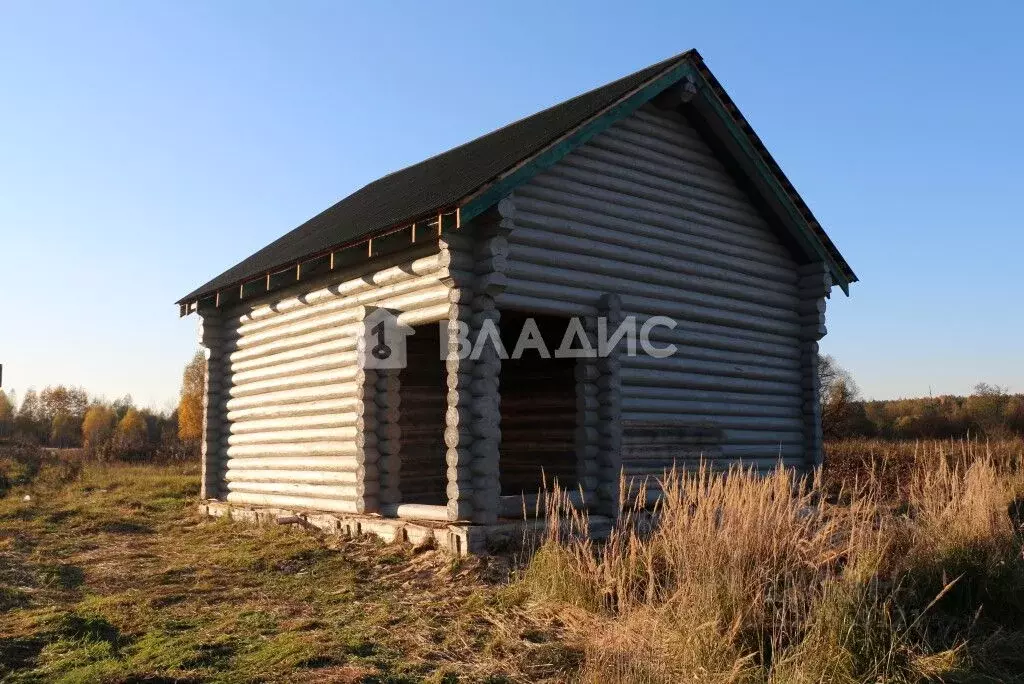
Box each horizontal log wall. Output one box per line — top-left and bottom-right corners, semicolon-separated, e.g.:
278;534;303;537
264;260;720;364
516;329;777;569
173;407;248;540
798;262;830;469
439;215;511;524
198;311;228;499
499;104;812;487
205;248;454;514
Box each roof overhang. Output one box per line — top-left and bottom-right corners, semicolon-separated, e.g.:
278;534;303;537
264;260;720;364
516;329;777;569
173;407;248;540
178;51;855;316
178;211;461;316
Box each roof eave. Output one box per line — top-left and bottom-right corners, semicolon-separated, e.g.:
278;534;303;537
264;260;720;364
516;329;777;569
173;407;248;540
176;209;462;314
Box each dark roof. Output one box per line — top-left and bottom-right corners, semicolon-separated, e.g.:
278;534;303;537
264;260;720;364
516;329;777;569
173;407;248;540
179;52;689;303
179;49;855;304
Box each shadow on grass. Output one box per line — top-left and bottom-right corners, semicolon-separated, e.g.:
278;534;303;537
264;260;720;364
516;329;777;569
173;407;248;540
100;520;155;535
37;562;85;590
53;612;123;646
0;636;46;677
178;641;235;669
0;586;31;612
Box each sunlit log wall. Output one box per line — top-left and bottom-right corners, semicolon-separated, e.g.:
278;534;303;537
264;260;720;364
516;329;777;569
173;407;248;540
438;208;511;525
198;310;228;500
496;104;821;490
197;246;463;516
196;101;832;526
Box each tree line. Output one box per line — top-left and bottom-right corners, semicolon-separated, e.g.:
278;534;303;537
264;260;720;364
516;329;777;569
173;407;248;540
819;355;1024;440
0;352;206;460
3;351;1019;454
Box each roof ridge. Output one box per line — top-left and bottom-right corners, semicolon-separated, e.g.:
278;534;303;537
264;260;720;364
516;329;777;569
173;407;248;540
366;51;693;188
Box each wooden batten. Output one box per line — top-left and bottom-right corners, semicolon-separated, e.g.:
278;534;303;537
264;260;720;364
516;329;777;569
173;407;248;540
238;277;266;302
330;244;366;272
197;293;217;311
267;268;293;292
183;209;464;314
437;209;460;236
298;253;331;282
216;287;241;309
368;224;414;259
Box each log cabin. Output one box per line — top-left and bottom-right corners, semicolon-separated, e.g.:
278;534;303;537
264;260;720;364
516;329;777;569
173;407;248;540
177;50;856;553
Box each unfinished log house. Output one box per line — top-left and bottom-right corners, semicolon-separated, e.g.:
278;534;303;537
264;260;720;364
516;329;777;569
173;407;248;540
178;50;856;553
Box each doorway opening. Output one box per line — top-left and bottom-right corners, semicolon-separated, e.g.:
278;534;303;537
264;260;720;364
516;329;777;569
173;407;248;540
397;323;447;505
498;312;579;501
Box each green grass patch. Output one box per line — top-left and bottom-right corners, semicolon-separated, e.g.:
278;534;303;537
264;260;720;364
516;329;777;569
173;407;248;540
0;454;572;682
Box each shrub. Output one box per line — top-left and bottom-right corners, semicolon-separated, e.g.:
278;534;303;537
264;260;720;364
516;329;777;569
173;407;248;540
0;442;44;496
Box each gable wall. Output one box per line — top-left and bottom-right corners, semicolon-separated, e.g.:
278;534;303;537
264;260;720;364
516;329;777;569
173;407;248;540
499;104;816;481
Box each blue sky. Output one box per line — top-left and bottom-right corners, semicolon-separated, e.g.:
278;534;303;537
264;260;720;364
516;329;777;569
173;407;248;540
1;1;1022;409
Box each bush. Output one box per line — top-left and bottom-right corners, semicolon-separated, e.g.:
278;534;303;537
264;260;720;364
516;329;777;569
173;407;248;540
0;442;44;496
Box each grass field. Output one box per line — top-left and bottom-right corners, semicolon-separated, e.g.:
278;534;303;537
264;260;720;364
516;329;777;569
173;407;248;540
0;449;577;683
2;440;1024;683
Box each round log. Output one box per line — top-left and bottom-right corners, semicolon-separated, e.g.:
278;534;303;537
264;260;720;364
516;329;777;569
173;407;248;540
226;491;367;515
225;381;362;411
226;425;368;446
226;442;378;461
228;412;367;434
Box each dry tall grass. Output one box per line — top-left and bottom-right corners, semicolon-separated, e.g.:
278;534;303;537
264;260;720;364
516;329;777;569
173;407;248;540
521;439;1024;683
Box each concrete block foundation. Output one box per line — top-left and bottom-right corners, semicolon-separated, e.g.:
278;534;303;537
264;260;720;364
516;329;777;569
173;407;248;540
200;500;612;556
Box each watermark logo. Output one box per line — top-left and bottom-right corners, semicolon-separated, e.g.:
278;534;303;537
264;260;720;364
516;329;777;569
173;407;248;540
441;316;677;361
358;308;414;369
357;310;677;370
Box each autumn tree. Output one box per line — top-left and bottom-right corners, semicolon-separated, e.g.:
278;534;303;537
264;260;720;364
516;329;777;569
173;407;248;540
966;383;1010;437
50;412;79;447
0;389;14;438
37;385;89;447
1005;397;1024;434
39;386;88;425
818;355;872;439
0;391;13;437
178;351;205;442
111;394;135;421
113;408;147;456
81;404;116;454
14;389;44;442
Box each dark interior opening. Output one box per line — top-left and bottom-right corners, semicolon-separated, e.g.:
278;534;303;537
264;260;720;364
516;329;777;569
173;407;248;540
398;323;447;505
498;311;579;497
